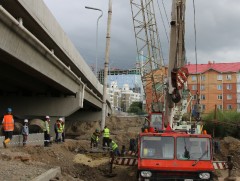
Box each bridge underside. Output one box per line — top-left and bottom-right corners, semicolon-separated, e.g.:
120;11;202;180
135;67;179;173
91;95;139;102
0;7;103;120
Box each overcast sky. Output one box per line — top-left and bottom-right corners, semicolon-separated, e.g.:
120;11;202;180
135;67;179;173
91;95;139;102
43;0;240;70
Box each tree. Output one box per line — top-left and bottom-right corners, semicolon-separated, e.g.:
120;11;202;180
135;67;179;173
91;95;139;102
203;110;240;139
127;102;145;115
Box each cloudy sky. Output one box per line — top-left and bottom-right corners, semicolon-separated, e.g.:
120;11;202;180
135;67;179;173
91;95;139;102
43;0;240;70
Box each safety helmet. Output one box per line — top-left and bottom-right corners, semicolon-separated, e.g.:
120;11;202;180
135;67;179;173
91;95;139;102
7;108;12;113
59;118;63;122
24;119;28;123
46;116;50;119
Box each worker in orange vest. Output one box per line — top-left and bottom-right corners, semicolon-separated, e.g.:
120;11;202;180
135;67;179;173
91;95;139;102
2;108;14;148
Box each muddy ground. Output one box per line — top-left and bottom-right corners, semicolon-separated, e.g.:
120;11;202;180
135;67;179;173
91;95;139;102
0;115;239;181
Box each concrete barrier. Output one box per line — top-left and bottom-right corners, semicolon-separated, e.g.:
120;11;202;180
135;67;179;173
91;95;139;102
0;133;44;148
31;167;61;181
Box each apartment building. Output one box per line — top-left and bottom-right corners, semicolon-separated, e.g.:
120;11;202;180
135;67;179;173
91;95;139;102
107;82;141;112
186;61;240;113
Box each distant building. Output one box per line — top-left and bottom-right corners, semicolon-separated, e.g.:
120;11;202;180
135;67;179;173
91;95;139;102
107;81;121;111
98;68;142;92
107;82;141;112
98;68;141;85
186;61;240;113
99;67;143;108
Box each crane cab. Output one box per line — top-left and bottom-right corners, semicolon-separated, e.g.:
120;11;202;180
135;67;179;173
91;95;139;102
144;112;164;133
137;131;214;181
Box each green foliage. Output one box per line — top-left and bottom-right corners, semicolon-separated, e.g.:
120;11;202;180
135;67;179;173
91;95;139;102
127;102;145;115
202;110;240;139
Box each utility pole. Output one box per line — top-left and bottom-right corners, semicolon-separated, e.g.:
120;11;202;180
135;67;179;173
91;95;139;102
101;0;112;130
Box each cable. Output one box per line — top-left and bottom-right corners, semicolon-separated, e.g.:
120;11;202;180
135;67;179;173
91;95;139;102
161;0;170;28
157;0;169;44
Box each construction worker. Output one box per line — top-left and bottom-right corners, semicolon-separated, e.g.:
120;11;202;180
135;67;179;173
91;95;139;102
102;125;110;150
21;119;29;146
54;119;59;142
91;129;100;148
61;118;65;142
109;139;120;156
43;116;50;147
2;108;14;148
57;118;63;143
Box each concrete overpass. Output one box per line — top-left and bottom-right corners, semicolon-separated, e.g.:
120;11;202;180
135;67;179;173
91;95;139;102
0;0;111;122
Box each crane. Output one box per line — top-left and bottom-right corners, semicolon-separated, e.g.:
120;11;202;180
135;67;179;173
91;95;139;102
130;0;197;132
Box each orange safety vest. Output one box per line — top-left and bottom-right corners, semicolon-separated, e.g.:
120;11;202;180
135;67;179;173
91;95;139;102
3;114;14;131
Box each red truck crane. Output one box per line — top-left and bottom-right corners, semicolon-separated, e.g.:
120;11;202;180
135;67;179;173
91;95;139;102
129;0;216;180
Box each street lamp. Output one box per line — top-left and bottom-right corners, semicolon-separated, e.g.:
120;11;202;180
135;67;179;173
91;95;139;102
85;6;103;76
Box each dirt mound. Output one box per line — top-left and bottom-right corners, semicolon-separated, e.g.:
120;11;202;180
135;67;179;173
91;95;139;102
65;115;144;150
220;137;240;168
0;116;143;181
73;153;109;167
65;119;101;137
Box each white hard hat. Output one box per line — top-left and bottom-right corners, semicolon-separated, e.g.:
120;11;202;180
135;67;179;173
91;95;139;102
59;118;63;121
24;119;28;123
46;116;50;119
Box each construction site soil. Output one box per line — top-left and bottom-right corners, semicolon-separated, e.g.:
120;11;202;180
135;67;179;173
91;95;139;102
0;116;239;181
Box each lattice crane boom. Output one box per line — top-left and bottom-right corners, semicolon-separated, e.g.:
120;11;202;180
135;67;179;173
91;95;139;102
130;0;164;113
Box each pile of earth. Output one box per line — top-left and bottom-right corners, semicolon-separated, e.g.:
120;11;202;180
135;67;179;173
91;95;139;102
214;136;240;177
0;115;143;181
65;115;144;149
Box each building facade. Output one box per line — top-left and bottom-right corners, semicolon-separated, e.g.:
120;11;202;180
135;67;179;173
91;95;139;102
107;82;141;112
186;62;240;113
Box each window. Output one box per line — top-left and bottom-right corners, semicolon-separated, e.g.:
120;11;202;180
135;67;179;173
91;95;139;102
217;105;223;110
217;85;222;90
226;84;232;90
192;95;197;100
237;104;240;109
141;136;174;159
227;104;232;110
217;95;222;100
227;94;232;100
201;95;205;100
176;137;210;160
202;104;206;110
201;75;206;81
217;74;222;80
192;75;197;81
192;85;197;90
226;74;232;80
151;114;163;131
200;85;205;90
